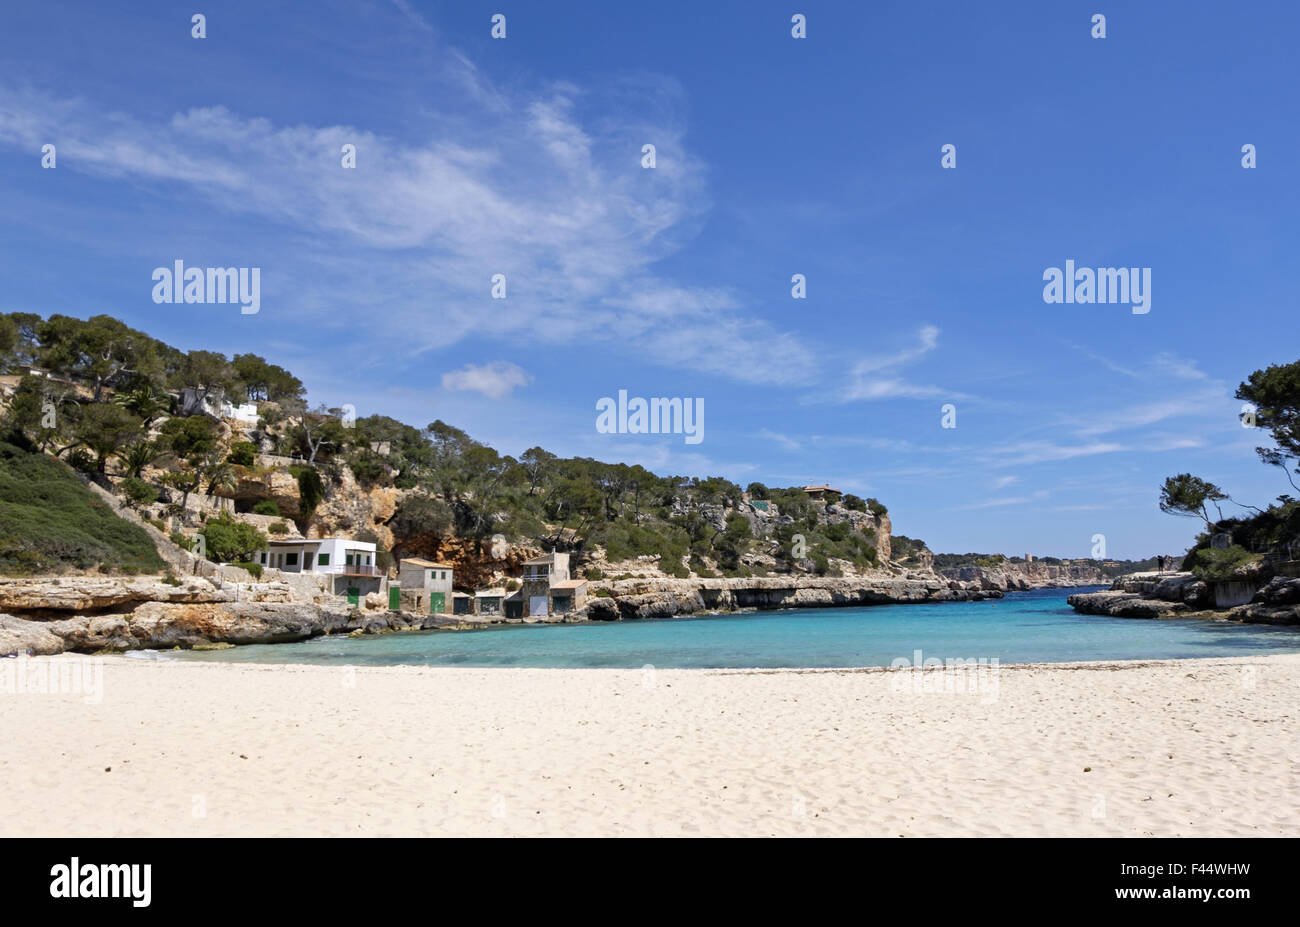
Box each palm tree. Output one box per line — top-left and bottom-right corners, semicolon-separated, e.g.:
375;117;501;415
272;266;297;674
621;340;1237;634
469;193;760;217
202;457;239;497
117;439;159;479
113;384;170;428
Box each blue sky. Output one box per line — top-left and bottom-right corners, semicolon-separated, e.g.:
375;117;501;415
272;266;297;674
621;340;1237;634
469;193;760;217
2;1;1297;559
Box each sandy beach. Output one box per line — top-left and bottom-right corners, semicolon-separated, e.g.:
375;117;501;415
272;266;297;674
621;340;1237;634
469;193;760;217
1;653;1297;837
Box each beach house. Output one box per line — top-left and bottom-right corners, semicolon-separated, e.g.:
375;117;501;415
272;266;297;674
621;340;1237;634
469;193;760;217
396;558;454;614
520;551;570;618
548;579;588;615
255;537;382;603
475;589;506;617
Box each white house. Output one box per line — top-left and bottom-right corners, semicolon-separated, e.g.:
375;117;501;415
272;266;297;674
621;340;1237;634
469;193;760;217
256;537;379;576
221;399;260;424
255;537;382;604
178;387;260;424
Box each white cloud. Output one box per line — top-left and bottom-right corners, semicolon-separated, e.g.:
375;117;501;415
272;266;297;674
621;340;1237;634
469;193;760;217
441;361;532;399
841;325;959;402
0;70;817;385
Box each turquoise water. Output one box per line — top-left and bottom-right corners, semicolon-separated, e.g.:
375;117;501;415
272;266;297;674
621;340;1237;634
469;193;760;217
166;588;1300;668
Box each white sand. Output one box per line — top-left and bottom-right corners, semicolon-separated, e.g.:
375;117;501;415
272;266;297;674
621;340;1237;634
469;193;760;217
1;653;1297;837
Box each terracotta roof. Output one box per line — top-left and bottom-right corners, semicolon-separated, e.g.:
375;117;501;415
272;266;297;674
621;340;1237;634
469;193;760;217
802;485;842;494
401;558;453;569
551;579;588;591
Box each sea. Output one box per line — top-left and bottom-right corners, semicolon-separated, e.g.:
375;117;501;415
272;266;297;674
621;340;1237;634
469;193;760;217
161;587;1300;669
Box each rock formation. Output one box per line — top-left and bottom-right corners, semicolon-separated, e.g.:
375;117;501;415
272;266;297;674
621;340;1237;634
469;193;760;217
941;561;1109;591
1067;571;1300;625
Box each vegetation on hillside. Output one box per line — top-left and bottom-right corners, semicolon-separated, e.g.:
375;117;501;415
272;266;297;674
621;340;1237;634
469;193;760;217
0;439;165;574
1160;358;1300;580
0;312;887;578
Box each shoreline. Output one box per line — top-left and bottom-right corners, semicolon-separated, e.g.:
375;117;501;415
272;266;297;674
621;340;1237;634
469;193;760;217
4;652;1295;837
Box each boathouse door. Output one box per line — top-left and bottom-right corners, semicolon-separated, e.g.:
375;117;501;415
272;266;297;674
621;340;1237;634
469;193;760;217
529;595;548;617
429;592;445;614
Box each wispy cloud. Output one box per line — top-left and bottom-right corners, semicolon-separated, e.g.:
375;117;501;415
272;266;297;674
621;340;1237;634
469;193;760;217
0;71;817;385
841;325;961;401
441;361;532;399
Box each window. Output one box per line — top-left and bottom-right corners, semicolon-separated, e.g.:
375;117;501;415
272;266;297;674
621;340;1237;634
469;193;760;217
285;552;298;566
318;553;329;566
260;553;267;564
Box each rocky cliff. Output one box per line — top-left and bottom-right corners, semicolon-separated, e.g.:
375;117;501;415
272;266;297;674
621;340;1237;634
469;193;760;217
940;561;1108;591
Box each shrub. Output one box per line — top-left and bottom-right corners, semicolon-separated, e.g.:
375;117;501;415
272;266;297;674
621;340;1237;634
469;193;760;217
227;442;257;467
252;500;280;516
1183;545;1261;582
584;568;604;580
268;521;289;535
593;588;613;597
232;560;264;579
119;477;158;508
200;512;267;563
66;449;95;473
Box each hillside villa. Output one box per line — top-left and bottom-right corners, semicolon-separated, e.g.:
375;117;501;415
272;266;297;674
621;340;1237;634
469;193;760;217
802;485;843;502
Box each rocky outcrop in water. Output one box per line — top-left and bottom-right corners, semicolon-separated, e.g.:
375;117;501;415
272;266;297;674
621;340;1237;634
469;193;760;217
1067;571;1300;625
581;572;995;621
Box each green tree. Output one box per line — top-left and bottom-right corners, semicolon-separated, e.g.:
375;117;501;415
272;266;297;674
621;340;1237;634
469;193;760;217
231;353;304;403
1159;474;1229;534
70;403;143;473
160;415;220;461
200;513;267;563
1237;360;1300;491
37;315;163;400
181;350;235;405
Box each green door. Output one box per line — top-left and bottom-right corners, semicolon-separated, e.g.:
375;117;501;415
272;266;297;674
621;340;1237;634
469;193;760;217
388;586;401;611
347;587;360;606
429;592;445;614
